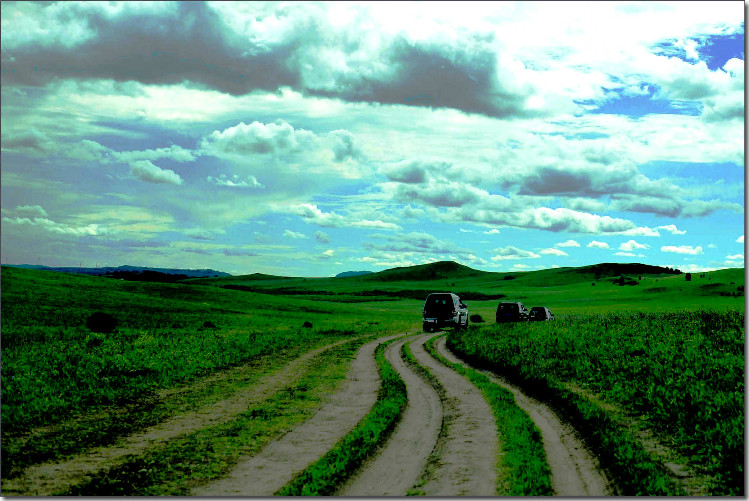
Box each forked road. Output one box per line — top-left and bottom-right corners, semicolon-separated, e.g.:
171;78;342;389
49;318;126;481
198;331;613;496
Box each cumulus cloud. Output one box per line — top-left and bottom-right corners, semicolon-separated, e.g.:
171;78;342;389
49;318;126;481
588;240;610;249
657;224;687;235
201;120;317;157
283;230;307;240
207;174;265;189
0;2;545;119
737;235;744;243
540;248;568;256
661;245;704;255
610;194;742;218
14;205;49;218
365;232;468;255
314;231;330;243
292;203;400;230
491;246;541;260
2;216;104;236
556;239;580;247
129;160;183;185
619;239;649;251
113;144;195;164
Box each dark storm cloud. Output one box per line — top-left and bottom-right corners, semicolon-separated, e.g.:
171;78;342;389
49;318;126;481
1;2;538;119
1;2;299;95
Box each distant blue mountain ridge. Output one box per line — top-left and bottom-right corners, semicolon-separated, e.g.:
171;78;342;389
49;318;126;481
4;264;230;278
335;270;374;278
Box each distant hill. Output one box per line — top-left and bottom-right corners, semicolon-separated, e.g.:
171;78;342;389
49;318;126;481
4;264;230;279
572;263;682;277
364;261;488;282
336;270;373;278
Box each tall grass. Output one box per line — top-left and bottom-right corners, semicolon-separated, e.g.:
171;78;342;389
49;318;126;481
447;310;744;495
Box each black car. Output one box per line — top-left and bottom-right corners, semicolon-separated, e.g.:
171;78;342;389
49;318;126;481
529;306;555;321
423;292;469;331
495;301;529;323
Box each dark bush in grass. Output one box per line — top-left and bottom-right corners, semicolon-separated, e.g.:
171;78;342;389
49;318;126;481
469;314;484;323
86;312;117;333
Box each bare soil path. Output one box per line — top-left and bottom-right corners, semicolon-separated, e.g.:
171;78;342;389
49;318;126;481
191;333;403;496
407;333;499;496
435;335;615;496
336;335;442;496
1;338;353;496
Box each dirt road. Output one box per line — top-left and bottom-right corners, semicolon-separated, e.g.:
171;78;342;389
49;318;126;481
5;331;615;496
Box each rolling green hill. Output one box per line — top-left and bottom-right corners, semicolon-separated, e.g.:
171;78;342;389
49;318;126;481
182;261;744;315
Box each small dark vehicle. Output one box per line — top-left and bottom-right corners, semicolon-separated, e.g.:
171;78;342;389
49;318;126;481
496;301;529;323
423;292;468;332
529;306;555;321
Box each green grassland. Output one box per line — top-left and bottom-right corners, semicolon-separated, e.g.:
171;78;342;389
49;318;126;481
1;261;745;495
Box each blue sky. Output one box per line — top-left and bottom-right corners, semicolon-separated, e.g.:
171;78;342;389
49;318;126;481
1;1;744;276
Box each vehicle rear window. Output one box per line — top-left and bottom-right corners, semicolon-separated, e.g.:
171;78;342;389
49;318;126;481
424;295;453;315
498;303;519;313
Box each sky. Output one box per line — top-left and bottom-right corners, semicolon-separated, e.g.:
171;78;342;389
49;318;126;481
0;1;745;277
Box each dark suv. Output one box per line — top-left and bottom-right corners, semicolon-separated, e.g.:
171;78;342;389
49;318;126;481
495;301;529;323
423;293;468;331
529;306;555;321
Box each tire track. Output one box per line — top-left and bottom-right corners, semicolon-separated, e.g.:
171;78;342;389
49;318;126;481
337;335;442;496
1;338;353;497
191;333;403;497
407;333;499;496
435;336;614;496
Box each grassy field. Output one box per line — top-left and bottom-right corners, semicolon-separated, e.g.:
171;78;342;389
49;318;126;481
1;261;744;495
446;311;744;495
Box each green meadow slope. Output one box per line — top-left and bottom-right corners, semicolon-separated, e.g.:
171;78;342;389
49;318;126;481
187;261;745;315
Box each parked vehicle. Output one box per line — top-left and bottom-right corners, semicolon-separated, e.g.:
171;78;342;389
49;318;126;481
529;306;555;321
495;301;529;323
423;293;468;331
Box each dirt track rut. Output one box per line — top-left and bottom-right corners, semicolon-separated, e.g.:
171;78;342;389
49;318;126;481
434;335;614;496
336;335;442;496
5;331;615;496
191;334;401;496
1;338;353;496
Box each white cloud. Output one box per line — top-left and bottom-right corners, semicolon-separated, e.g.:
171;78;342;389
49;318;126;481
113;144;195;164
540;248;568;256
620;227;661;237
129;160;183;185
619;239;649;251
207;174;264;189
737;235;744;243
587;240;610;249
726;253;744;260
14;205;48;218
291;203;400;230
491;246;541;260
556;239;580;247
657;224;686;235
661;245;704;255
283;230;307;240
483;228;501;235
2;216;104;236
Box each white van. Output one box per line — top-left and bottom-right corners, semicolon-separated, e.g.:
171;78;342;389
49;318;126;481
422;292;468;332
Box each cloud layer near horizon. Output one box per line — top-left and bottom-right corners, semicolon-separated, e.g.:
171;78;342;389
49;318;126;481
1;1;744;275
